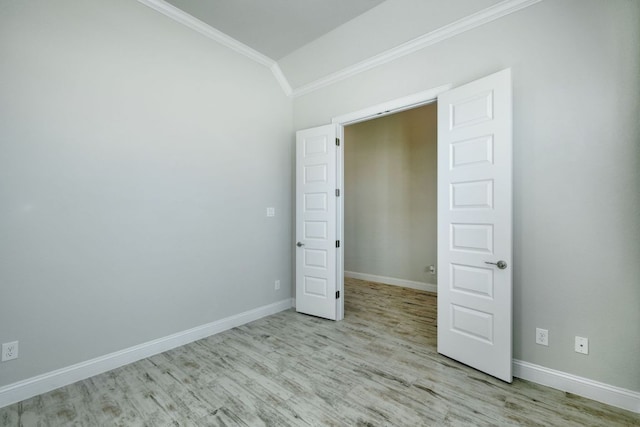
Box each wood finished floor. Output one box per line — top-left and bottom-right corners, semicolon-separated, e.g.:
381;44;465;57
1;278;639;426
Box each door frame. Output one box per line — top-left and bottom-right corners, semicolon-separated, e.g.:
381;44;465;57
330;84;453;321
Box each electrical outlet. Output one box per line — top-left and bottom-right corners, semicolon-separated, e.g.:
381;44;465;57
266;207;275;217
575;336;589;355
274;280;280;290
428;265;436;275
2;341;19;362
535;328;548;346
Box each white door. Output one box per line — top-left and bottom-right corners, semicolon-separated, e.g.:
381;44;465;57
295;125;339;320
437;69;513;382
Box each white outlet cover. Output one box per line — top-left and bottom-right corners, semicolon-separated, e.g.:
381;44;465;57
575;336;589;354
275;279;281;290
535;328;548;346
2;341;19;361
266;207;275;217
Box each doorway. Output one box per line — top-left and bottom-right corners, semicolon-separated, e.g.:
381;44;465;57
296;70;513;381
343;103;438;299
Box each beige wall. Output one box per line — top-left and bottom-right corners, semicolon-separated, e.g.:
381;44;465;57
344;104;437;284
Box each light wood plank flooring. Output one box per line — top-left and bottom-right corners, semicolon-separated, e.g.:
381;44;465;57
1;278;638;426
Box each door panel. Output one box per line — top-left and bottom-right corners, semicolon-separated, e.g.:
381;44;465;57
295;125;338;320
437;69;513;382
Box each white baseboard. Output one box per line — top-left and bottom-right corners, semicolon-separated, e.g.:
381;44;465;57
3;298;638;415
513;359;640;414
345;271;437;293
0;298;293;409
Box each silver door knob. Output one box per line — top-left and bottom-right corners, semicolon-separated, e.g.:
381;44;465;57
485;260;507;269
296;242;305;247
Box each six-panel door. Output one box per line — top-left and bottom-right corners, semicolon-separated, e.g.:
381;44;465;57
437;69;513;382
295;125;338;320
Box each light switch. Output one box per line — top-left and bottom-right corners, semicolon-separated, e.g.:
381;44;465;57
266;207;275;217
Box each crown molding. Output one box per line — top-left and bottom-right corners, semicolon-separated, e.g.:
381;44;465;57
137;0;541;98
290;0;542;98
136;0;293;96
270;63;293;97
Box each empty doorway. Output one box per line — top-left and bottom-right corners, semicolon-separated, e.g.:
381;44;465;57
343;103;438;295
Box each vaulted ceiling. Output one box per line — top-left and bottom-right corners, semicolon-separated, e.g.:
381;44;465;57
140;0;538;96
163;0;387;60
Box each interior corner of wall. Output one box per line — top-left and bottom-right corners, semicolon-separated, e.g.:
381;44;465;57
271;63;293;97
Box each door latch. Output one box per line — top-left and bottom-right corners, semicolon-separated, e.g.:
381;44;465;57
485;260;507;270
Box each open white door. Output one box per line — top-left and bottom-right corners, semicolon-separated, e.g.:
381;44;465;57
295;125;339;320
437;69;513;382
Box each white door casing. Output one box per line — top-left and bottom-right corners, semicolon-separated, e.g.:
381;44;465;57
295;125;339;320
437;69;513;382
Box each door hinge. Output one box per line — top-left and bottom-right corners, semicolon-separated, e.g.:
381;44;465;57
335;189;340;197
336;138;340;146
336;240;340;248
336;291;340;299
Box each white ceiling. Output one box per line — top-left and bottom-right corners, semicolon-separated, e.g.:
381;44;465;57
164;0;387;60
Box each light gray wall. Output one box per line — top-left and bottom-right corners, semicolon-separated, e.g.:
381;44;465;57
294;0;640;392
0;0;293;387
279;0;502;88
344;104;437;284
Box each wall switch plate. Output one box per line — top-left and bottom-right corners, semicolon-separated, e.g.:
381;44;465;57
575;336;589;354
266;207;275;217
2;341;19;362
274;280;280;290
535;328;549;346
